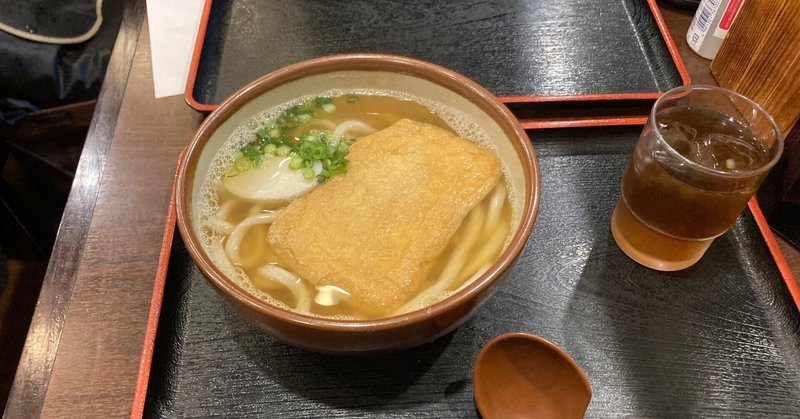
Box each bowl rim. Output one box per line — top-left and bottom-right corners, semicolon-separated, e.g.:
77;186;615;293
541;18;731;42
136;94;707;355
176;53;541;332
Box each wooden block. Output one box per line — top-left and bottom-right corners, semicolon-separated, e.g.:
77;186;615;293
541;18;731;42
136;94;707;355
711;0;800;135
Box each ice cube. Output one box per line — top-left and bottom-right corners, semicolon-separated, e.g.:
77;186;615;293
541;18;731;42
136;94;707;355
689;133;768;171
659;120;697;156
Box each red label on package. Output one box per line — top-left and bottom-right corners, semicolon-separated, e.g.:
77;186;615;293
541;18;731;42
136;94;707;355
720;0;744;30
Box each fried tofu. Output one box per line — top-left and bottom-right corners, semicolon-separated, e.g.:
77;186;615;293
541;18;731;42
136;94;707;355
267;119;501;315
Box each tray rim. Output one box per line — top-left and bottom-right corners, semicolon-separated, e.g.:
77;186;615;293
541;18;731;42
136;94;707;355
129;135;800;418
130;153;180;419
182;0;692;128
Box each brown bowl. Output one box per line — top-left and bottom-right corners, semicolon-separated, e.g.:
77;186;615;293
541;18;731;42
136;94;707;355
176;54;541;354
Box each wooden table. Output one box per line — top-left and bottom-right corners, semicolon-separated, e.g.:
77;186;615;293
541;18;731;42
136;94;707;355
5;1;799;417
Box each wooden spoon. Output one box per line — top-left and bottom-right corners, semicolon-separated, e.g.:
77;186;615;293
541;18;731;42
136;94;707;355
473;333;591;418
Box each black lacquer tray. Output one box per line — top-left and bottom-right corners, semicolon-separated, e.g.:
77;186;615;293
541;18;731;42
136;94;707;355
142;126;800;418
185;0;689;128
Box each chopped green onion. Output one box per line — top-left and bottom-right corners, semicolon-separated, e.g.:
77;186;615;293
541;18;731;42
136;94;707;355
314;97;333;106
241;143;260;162
276;145;291;157
237;95;353;182
321;103;336;114
297;112;313;123
288;156;304;170
235;156;251;171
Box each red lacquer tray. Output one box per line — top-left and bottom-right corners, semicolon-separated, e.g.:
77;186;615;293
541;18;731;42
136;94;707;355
131;127;799;418
184;0;690;129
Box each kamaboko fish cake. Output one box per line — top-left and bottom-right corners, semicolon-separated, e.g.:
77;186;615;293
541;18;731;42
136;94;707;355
267;119;501;316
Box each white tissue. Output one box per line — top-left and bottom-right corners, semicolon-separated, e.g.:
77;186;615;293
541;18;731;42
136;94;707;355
146;0;205;98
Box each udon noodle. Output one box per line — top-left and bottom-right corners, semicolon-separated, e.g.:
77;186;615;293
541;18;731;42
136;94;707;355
199;92;515;320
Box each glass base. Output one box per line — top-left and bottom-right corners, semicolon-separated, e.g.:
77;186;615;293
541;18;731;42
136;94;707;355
611;199;713;271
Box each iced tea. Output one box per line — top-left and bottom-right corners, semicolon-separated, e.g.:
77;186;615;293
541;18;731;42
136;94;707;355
611;86;782;271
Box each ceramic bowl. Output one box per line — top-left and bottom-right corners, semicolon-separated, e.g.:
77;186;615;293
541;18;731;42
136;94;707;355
175;54;541;354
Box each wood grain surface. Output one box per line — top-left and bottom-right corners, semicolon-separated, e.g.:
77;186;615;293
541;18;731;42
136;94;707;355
37;20;203;417
3;2;202;418
3;0;146;417
711;0;800;134
3;1;799;418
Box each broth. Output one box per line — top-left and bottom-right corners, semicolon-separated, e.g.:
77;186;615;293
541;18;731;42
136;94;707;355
200;92;514;320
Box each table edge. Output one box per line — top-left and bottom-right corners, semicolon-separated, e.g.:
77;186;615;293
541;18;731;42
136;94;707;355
2;0;146;417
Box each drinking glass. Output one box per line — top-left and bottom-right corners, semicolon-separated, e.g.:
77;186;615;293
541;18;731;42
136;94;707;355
611;85;783;271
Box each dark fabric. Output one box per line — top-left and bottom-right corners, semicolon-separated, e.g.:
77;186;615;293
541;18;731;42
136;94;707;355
0;0;124;124
0;245;6;294
0;0;98;39
0;98;37;125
